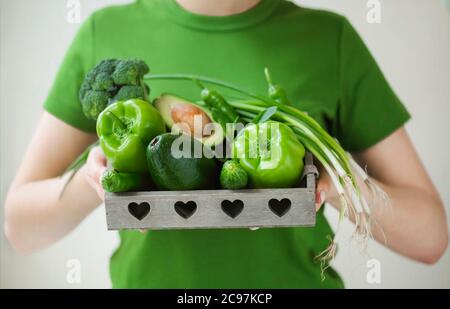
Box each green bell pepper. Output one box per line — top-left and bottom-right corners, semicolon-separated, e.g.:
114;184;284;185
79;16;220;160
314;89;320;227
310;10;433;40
232;121;305;188
96;98;165;173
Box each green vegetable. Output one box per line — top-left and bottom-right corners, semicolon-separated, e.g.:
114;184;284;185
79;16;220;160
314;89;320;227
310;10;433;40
111;60;149;85
101;170;145;193
251;106;278;124
146;133;219;190
59;141;99;198
80;91;111;119
232;121;305;188
199;83;240;129
97;98;165;173
114;85;149;102
154;94;224;147
264;68;291;106
220;160;248;190
79;59;150;120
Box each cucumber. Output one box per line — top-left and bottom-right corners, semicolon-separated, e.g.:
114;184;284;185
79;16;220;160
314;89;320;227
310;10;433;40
146;133;219;191
220;160;248;190
101;170;145;193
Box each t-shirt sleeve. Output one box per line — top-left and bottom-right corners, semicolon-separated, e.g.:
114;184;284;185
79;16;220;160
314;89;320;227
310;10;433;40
43;14;96;133
333;18;410;152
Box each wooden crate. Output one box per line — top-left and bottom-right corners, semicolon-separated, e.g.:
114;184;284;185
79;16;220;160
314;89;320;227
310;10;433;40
105;153;317;230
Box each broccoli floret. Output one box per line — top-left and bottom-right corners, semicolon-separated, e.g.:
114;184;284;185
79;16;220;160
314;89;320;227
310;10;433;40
84;59;117;89
81;91;111;120
92;72;115;91
113;85;147;102
112;60;149;85
79;59;151;120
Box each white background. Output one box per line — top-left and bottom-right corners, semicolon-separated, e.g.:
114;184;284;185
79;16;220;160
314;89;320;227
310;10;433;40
1;0;449;288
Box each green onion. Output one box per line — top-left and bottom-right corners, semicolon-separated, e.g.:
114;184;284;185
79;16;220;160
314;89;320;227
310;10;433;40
59;140;99;199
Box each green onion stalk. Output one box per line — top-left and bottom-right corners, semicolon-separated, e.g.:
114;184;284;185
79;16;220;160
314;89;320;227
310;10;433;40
145;73;389;269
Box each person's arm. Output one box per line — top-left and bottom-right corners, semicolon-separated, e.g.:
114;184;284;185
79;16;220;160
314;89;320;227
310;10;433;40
316;127;448;264
4;112;107;254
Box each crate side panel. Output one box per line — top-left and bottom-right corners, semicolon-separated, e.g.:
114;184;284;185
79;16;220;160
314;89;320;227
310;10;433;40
105;188;315;230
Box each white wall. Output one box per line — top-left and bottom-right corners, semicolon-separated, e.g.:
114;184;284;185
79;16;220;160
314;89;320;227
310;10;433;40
1;0;449;288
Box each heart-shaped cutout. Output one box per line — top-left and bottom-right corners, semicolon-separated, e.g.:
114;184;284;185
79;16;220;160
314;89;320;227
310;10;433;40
268;198;291;217
221;199;244;218
128;202;151;220
174;201;197;219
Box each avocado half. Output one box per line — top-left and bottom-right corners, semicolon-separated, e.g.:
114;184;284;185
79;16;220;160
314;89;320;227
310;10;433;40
154;94;224;147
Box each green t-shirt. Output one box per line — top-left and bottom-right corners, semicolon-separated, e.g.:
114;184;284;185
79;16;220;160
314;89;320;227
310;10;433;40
44;0;409;288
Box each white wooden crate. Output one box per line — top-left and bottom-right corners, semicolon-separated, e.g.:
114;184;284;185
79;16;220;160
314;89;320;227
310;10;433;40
105;153;317;230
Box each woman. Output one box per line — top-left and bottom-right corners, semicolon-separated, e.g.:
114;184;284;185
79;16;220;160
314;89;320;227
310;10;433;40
4;0;448;288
